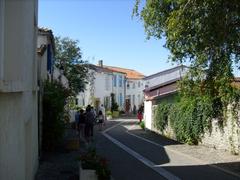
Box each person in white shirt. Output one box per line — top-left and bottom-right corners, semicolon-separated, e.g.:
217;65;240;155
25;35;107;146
99;104;106;121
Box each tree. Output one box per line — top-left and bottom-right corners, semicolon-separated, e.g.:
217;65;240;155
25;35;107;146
133;0;240;101
55;36;88;95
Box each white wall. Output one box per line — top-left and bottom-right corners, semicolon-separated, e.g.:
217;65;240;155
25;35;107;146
126;79;144;110
0;1;39;180
77;69;113;109
144;101;153;130
37;35;48;81
112;72;125;110
94;72;113;106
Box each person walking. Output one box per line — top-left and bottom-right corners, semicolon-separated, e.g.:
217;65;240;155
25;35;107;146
85;105;95;142
137;108;143;123
99;104;106;122
97;110;104;131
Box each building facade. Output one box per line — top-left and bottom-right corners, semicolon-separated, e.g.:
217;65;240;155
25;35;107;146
143;65;188;129
0;1;39;180
106;66;145;113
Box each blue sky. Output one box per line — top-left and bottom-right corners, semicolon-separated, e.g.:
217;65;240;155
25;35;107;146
38;0;175;76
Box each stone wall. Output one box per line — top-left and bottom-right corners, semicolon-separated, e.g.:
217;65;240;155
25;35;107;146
201;106;240;154
149;104;240;155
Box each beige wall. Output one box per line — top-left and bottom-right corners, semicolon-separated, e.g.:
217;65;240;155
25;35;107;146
0;0;39;180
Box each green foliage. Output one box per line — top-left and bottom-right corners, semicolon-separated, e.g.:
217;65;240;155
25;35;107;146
112;111;120;118
55;36;88;95
135;0;240;144
154;96;213;144
110;93;119;112
133;0;240;108
139;121;145;130
154;103;171;132
80;148;111;180
170;96;213;144
106;110;112;116
42;80;70;151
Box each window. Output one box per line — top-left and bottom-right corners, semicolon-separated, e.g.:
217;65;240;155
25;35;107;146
119;93;123;106
133;82;136;89
113;75;117;87
105;75;110;91
138;81;141;87
132;95;135;106
119;75;122;87
138;94;141;105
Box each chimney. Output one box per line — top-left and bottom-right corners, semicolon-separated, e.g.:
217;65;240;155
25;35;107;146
98;60;103;67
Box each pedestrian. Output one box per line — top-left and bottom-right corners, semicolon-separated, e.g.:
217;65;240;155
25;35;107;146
90;106;97;120
85;105;95;142
133;105;137;115
137;109;143;123
97;110;104;131
99;104;106;122
74;109;80;135
78;109;86;141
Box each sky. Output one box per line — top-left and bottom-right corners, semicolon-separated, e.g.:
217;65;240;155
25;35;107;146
38;0;175;76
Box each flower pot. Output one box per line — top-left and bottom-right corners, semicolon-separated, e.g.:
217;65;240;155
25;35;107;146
79;162;98;180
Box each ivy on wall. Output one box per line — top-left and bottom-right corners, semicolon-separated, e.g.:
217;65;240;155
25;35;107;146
154;78;240;145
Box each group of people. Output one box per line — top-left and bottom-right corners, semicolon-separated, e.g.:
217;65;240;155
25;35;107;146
74;104;106;142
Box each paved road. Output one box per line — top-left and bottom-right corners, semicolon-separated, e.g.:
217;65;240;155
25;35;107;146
95;120;239;180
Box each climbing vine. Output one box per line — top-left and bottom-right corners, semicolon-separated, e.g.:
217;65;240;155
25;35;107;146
154;77;240;145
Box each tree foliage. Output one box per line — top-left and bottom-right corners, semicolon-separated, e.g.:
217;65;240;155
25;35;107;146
133;0;240;94
42;80;70;151
55;36;88;95
135;1;240;144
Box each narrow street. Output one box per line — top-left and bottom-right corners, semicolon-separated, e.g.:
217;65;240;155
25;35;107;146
95;119;240;180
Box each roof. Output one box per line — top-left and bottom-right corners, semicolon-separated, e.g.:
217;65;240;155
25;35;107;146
38;27;56;55
144;81;178;101
104;66;145;79
144;77;181;92
144;65;188;80
38;27;54;34
88;64;113;73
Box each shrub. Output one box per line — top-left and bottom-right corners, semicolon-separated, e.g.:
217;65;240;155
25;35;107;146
42;80;70;151
112;111;120;118
154;103;171;132
80;148;111;180
139;121;145;130
106;110;112;116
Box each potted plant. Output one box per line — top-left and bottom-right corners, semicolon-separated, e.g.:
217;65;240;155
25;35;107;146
79;148;111;180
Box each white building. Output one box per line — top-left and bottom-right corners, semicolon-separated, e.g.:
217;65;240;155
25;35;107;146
105;66;145;113
0;1;39;180
77;61;126;110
